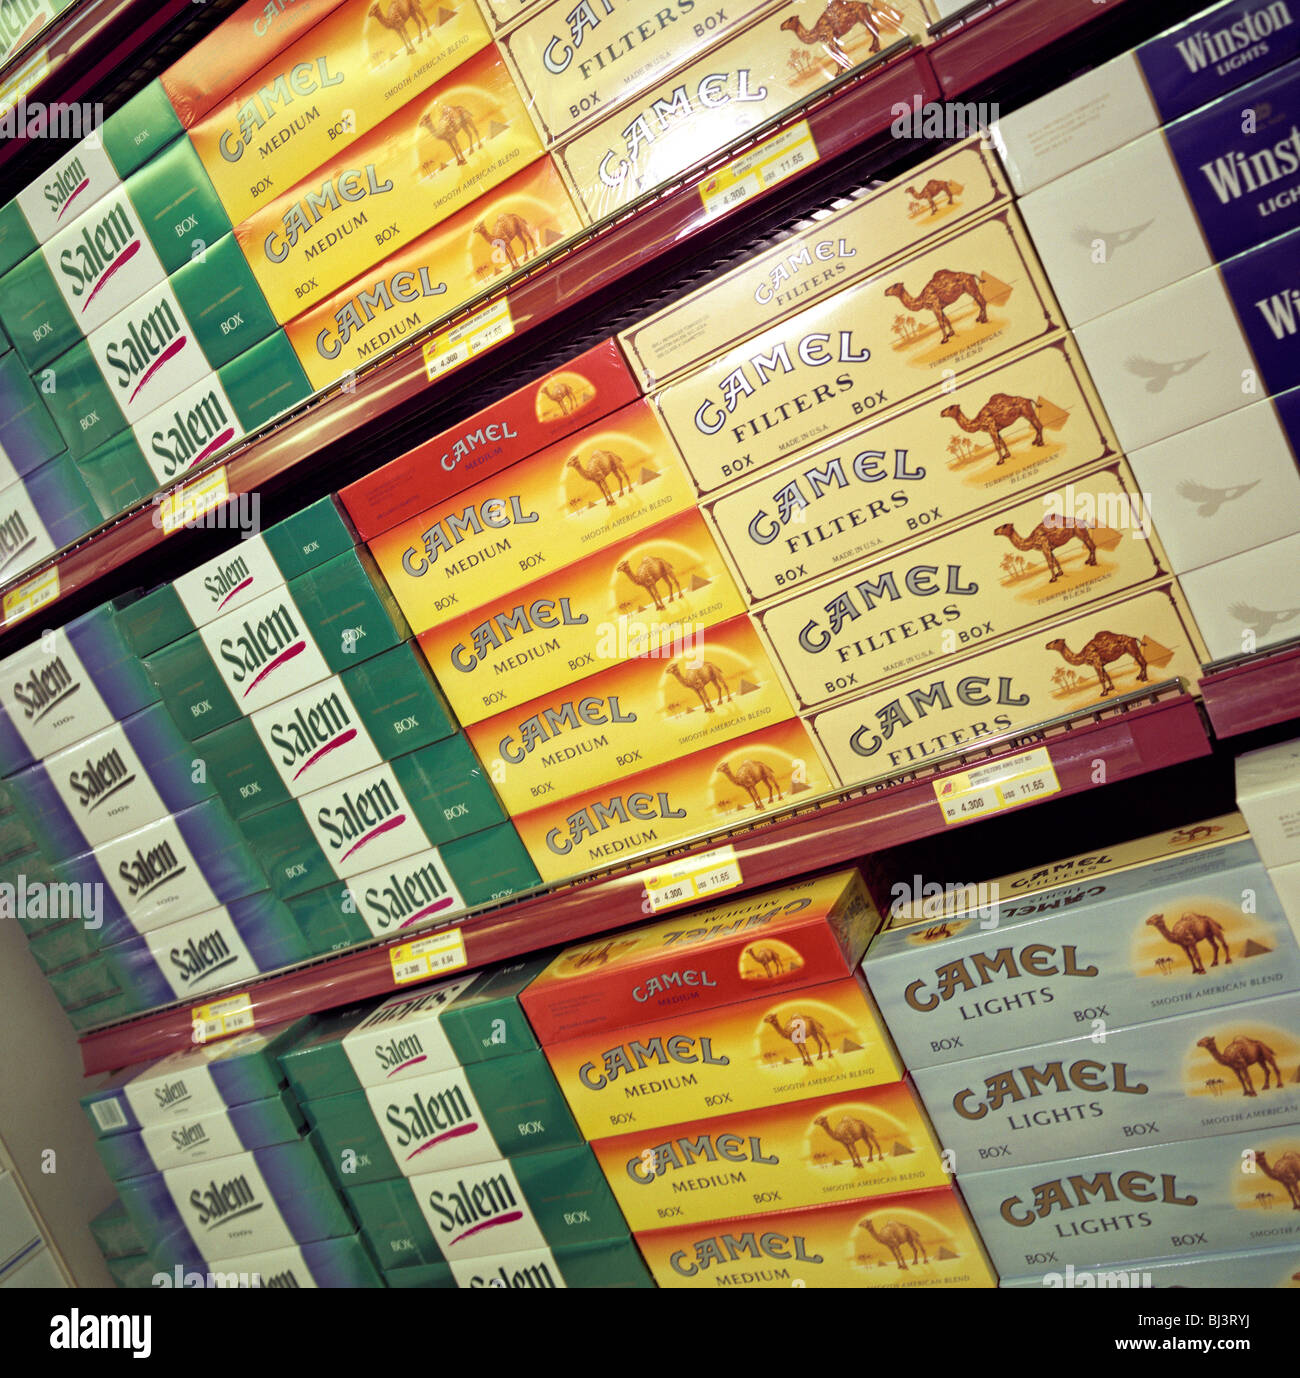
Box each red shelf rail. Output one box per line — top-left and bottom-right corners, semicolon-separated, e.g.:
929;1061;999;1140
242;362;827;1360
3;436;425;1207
1198;639;1300;739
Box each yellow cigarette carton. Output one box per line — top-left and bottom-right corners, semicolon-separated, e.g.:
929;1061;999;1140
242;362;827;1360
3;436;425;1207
191;0;495;227
465;614;795;815
236;44;545;323
808;579;1209;786
543;969;903;1138
653;208;1065;496
756;459;1171;713
703;335;1119;605
554;0;934;221
635;1185;997;1287
592;1082;950;1230
471;0;548;36
512;715;835;883
620;137;1011;389
417;506;747;726
370;399;696;634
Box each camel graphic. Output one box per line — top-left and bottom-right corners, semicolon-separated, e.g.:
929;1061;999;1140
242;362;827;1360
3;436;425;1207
763;1011;832;1066
665;660;731;713
716;758;783;811
861;1217;928;1270
569;450;632;506
1196;1034;1284;1098
369;0;429;54
1175;478;1260;517
1045;631;1149;697
1228;601;1300;639
745;944;785;978
906;179;960;215
994;518;1097;584
1146;912;1232;975
474;212;534;270
778;0;902;64
815;1113;882;1166
420;104;481;166
541;379;580;414
884;269;988;345
616;554;680;610
1123;353;1209;394
1255;1150;1300;1210
941;394;1043;464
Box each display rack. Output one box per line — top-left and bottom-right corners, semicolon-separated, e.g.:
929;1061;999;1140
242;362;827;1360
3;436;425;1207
1199;638;1300;740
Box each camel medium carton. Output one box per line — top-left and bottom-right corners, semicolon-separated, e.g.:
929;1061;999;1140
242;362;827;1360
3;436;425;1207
652;209;1066;497
520;868;877;1042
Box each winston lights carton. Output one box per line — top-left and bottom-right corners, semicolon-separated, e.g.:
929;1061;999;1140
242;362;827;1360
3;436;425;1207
1236;737;1300;869
1180;529;1300;661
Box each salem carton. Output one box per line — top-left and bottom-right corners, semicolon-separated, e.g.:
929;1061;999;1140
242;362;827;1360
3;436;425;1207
913;990;1300;1173
0;350;66;478
436;1237;653;1288
150;1234;386;1287
89;1200;146;1260
370;398;696;634
0;455;101;584
1236;736;1300;869
0;0;73;67
1180;529;1300;661
653;209;1065;496
542;969;903;1138
636;1185;996;1288
521;868;877;1042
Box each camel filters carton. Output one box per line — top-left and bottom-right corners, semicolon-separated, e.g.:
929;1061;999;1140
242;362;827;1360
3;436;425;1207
520;868;877;1042
651;208;1066;498
860;827;1300;1073
634;1184;997;1288
961;1120;1300;1275
551;0;935;222
234;44;545;325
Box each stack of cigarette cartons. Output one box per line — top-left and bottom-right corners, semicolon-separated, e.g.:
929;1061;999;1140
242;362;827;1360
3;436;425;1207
861;812;1300;1286
1237;736;1300;940
523;868;998;1287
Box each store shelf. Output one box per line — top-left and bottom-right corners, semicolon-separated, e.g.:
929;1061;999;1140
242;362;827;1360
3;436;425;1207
1198;638;1300;739
75;681;1210;1075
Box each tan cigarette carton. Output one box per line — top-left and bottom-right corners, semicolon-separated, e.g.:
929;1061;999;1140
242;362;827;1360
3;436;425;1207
620;137;1011;390
807;580;1209;786
653;208;1065;496
471;0;548;36
704;336;1121;605
1179;529;1300;662
755;459;1171;713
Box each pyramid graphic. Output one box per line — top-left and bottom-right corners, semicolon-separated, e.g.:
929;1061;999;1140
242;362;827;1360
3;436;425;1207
639;467;659;483
791;776;812;793
891;1141;914;1157
936;1246;958;1260
689;573;710;590
979;271;1012;307
841;1036;861;1053
489;120;509;138
437;6;455;23
1291;1065;1300;1084
1037;395;1071;430
738;677;759;694
1242;939;1273;957
543;227;563;245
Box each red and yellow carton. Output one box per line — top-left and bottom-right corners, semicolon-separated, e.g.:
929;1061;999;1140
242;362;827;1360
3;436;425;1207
190;0;494;227
635;1186;997;1287
592;1083;950;1231
417;506;748;727
512;715;835;883
286;155;583;389
520;868;878;1042
543;969;903;1138
370;399;696;635
236;44;544;323
466;614;797;816
340;337;641;538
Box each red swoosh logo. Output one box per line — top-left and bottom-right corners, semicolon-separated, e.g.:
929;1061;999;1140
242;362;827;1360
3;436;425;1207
243;640;305;696
83;240;142;312
56;177;91;222
190;429;236;468
216;576;253;610
398;896;456;929
128;335;188;406
406;1122;479;1161
449;1211;524;1246
386;1053;427;1077
339;813;407;862
292;728;358;780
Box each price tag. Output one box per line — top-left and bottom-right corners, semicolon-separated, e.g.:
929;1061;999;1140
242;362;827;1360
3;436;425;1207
641;845;742;913
191;993;254;1043
423;298;514;382
390;927;468;985
159;465;229;534
700;121;818;219
933;747;1061;825
2;566;58;626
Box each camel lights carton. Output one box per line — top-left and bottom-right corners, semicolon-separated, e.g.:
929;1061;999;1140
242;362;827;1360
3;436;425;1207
235;45;545;324
553;0;934;222
542;969;904;1138
189;0;494;228
619;138;1011;390
370;398;695;635
1001;1241;1300;1288
635;1185;996;1287
652;209;1065;497
592;1082;950;1231
807;579;1209;785
417;505;747;727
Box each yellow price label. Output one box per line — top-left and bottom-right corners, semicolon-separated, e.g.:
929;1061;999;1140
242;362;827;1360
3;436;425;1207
423;298;514;383
2;566;58;626
390;927;468;985
933;747;1061;825
641;845;743;913
159;465;230;534
191;993;254;1044
700;120;819;218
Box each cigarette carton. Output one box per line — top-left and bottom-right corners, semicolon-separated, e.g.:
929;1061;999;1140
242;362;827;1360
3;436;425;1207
284;823;540;950
704;336;1122;605
861;835;1300;1071
543;969;903;1138
654;209;1065;496
369;398;696;635
418;506;746;727
142;548;410;741
1;849;88;941
0;0;74;66
513;716;835;885
963;1120;1300;1274
470;0;547;36
1179;529;1300;660
0;351;66;479
594;1081;950;1230
343;1143;631;1266
1000;1241;1300;1289
620;138;1011;390
521;868;877;1042
90;1200;146;1260
1272;861;1300;943
808;579;1209;785
116;1137;355;1266
387;1236;653;1287
635;1184;996;1287
465;614;797;817
0;454;102;585
242;734;510;898
235;45;544;324
149;1234;386;1287
554;0;933;221
190;0;494;228
106;1253;155;1288
1126;388;1300;575
285;154;583;390
438;953;550;1061
1236;737;1300;869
